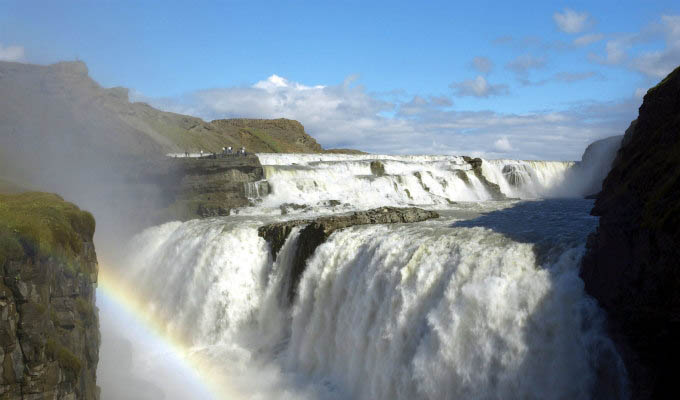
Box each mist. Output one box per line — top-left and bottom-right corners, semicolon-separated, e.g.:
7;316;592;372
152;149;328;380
0;60;183;399
550;134;624;198
0;59;628;400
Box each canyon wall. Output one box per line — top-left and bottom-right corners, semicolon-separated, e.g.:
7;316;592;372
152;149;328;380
0;192;100;399
581;65;680;399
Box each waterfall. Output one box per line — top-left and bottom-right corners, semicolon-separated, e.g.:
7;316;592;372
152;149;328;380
244;181;271;201
121;200;628;399
250;154;578;214
481;159;574;198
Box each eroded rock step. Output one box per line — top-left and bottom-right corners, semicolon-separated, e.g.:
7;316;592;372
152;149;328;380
258;207;439;303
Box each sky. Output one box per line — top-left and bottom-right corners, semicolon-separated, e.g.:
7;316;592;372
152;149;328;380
1;0;679;160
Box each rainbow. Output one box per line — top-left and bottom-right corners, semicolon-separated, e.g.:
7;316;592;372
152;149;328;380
97;262;242;400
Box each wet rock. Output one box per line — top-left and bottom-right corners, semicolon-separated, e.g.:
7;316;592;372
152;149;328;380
279;203;308;215
463;156;506;200
580;65;680;399
370;160;386;176
134;155;264;222
197;203;230;217
454;170;470;185
502;165;527;187
259;207;439;303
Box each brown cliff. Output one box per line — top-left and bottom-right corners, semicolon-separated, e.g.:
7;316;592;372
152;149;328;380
0;192;100;399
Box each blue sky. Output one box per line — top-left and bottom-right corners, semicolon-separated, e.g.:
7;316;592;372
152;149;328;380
2;1;679;159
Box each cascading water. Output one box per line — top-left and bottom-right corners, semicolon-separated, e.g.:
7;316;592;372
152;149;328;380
241;154;585;216
118;171;629;400
481;159;574;198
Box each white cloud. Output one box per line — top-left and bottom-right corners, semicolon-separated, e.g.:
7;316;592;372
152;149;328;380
587;15;680;79
506;55;547;85
506;55;547;75
494;137;514;152
588;38;629;65
450;76;509;98
606;40;627;64
634;88;647;98
573;33;604;46
139;74;638;160
471;56;493;74
630;15;680;78
398;95;452;117
0;43;25;62
252;74;324;92
553;9;590;34
553;71;600;82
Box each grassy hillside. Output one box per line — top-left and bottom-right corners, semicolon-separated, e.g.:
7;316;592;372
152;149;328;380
0;192;95;270
0;60;329;156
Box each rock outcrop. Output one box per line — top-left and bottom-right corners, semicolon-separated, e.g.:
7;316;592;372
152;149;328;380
462;156;506;199
369;161;386;177
259;207;439;303
131;155;266;221
0;192;100;399
580;65;680;399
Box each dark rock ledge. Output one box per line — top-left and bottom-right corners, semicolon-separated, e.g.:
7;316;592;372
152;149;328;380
462;156;506;200
580;65;680;399
258;207;439;303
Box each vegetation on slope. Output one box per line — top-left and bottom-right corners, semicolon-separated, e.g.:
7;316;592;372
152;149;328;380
0;60;336;157
0;192;95;271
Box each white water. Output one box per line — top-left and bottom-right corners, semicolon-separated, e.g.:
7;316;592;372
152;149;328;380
110;153;627;399
119;198;627;399
242;154;579;215
482;159;574;199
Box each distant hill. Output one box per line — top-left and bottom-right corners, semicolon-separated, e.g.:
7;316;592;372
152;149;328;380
0;60;329;156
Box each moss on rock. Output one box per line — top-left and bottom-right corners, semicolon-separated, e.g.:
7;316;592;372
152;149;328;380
0;192;95;270
45;338;82;376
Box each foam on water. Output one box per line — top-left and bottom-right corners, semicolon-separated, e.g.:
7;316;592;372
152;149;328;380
246;154;583;215
121;200;628;399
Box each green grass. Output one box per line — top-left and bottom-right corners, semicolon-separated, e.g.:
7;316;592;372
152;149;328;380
249;128;285;152
646;65;680;95
46;338;82;375
75;297;96;327
0;192;95;270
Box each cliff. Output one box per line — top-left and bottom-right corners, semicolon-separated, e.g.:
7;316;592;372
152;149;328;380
0;59;338;230
0;192;100;399
0;60;330;156
132;155;267;221
580;65;680;399
210;119;323;153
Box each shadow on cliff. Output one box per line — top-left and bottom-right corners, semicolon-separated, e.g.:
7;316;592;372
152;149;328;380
450;199;598;263
450;199;629;399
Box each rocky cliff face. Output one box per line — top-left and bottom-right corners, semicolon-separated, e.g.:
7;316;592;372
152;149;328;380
580;65;680;399
0;192;100;399
132;155;267;221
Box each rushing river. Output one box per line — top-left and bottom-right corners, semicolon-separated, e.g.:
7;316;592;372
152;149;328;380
99;154;628;400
